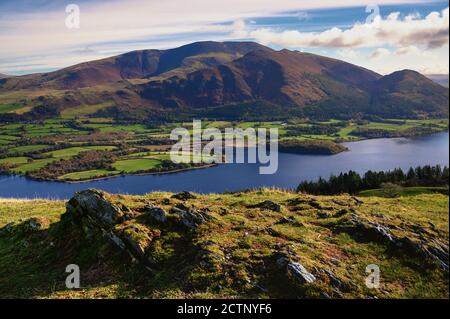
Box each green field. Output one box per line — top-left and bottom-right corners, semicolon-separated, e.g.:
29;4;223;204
0;157;30;165
0;135;19;141
58;169;120;181
11;158;57;174
112;158;162;173
9;144;51;153
0;103;23;113
81;123;157;133
60;102;114;118
44;146;117;158
359;186;448;197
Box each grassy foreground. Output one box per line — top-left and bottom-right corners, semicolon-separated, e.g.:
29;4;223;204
0;189;448;299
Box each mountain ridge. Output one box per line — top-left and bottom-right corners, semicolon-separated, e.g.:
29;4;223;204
0;41;448;121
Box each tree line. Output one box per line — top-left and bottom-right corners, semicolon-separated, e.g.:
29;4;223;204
297;165;449;195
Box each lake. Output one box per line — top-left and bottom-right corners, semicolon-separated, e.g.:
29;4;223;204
0;132;448;199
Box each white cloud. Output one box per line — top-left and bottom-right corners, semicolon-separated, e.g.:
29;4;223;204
393;45;432;57
246;7;449;49
231;19;248;38
0;0;445;75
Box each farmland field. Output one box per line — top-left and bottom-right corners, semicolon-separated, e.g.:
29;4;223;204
112;158;162;173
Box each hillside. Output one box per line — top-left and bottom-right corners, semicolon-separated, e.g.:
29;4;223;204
0;42;268;91
371;70;450;118
0;189;448;299
0;41;448;122
140;49;380;108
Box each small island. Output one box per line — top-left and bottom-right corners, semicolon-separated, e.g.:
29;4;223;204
279;139;348;155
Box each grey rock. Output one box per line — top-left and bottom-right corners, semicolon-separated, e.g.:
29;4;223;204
144;205;168;224
170;205;211;229
104;231;126;250
287;262;316;284
371;222;394;242
67;189;123;228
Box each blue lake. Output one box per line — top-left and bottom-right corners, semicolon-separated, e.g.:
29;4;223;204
0;132;448;199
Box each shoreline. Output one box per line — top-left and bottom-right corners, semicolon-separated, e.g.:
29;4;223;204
0;163;220;184
1;131;448;184
62;163;219;183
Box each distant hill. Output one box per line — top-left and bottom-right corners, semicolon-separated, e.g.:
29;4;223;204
427;74;449;87
369;70;449;118
0;41;448;121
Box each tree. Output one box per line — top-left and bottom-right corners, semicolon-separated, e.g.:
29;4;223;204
380;183;403;198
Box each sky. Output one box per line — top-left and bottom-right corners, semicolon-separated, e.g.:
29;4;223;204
0;0;448;76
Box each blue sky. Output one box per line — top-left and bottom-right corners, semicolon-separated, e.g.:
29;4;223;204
0;0;448;75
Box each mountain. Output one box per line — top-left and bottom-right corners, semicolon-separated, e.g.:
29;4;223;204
0;42;268;90
0;74;9;79
138;48;447;119
370;70;449;118
140;49;381;109
0;41;448;121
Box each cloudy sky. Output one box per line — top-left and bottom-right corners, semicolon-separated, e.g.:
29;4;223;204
0;0;448;76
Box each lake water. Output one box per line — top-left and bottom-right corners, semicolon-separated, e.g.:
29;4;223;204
0;132;448;199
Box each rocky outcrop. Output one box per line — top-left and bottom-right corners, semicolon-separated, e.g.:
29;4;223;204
170;204;212;229
249;200;282;212
63;189;215;269
144;203;168;224
65;189;154;266
66;189;125;229
345;213;449;271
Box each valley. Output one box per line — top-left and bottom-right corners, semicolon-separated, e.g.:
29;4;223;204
0;117;447;182
1;41;448;183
